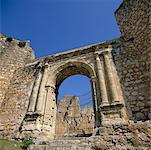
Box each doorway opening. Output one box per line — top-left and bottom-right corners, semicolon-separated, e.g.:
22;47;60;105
55;74;95;137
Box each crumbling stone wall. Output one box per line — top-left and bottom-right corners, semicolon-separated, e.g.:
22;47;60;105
113;0;151;121
0;34;35;137
55;96;95;137
31;121;151;150
92;121;151;149
0;34;35;106
0;65;35;137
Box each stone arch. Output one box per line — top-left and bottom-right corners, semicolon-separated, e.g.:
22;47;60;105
53;61;96;94
21;46;128;139
52;61;98;135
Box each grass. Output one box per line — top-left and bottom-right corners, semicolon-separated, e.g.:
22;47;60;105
0;139;21;150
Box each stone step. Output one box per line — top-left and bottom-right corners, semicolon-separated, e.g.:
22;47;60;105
30;144;92;150
30;138;92;150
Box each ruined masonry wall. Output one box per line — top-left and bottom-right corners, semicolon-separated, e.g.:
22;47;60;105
114;0;151;121
0;35;35;137
0;35;35;106
55;96;94;137
0;65;35;137
31;121;151;150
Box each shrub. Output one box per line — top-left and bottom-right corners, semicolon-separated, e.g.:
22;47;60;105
6;37;13;42
18;41;26;48
20;137;33;150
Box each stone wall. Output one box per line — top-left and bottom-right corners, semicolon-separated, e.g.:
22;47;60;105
0;34;35;106
113;0;151;121
55;96;95;137
0;34;35;137
0;65;35;137
31;121;151;150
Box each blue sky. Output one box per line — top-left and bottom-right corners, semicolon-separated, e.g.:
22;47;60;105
1;0;122;107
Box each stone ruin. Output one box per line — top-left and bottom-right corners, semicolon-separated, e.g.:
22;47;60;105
55;96;95;137
0;0;150;149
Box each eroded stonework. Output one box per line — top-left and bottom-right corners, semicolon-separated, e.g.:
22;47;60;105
55;96;95;137
0;34;128;139
0;0;150;149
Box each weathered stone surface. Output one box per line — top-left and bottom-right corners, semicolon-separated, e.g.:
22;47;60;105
0;36;34;106
0;0;150;149
55;96;95;137
115;0;151;121
30;121;151;150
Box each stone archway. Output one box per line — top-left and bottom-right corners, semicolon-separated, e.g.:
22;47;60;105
53;62;98;137
21;45;128;139
43;61;99;137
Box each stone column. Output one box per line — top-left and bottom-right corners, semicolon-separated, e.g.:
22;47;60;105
90;77;98;111
95;53;109;105
28;69;42;112
102;47;120;103
90;76;100;127
36;64;49;114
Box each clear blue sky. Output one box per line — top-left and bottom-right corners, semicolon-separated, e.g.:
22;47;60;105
1;0;122;107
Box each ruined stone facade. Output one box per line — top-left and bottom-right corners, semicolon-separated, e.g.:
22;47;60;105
0;0;150;149
55;96;95;137
115;0;151;121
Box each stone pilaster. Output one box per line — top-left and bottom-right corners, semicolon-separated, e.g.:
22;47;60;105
28;69;42;112
95;53;109;105
98;46;128;126
102;48;120;103
36;64;49;114
41;84;57;138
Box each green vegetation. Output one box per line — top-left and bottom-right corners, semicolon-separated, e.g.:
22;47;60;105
20;137;33;150
0;137;33;150
18;41;26;48
6;37;13;42
0;139;21;150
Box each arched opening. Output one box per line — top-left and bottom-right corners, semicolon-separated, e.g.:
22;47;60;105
57;75;93;108
54;62;98;137
56;75;94;137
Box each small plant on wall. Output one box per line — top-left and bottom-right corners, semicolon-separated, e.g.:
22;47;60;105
18;41;26;48
6;37;13;42
20;137;33;150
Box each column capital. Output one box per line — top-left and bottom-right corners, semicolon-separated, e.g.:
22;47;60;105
94;51;101;55
102;50;111;55
94;51;102;57
101;45;112;55
40;62;50;75
94;52;104;62
39;62;50;71
43;62;50;68
36;62;43;70
90;76;97;82
101;51;112;60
